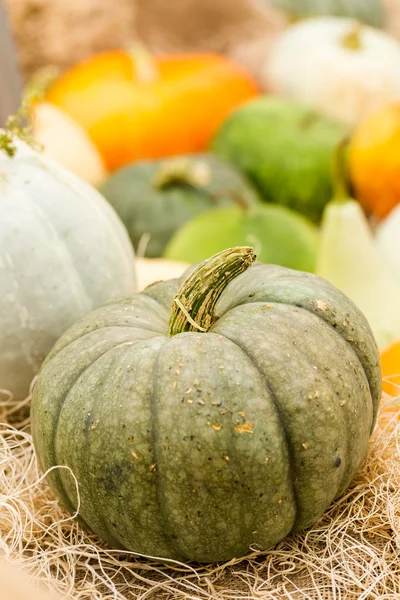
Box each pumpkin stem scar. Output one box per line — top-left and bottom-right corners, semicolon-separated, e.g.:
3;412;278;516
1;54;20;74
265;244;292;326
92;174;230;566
168;246;256;336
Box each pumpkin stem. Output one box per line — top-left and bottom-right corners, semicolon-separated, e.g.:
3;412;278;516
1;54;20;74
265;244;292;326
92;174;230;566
153;157;212;190
0;67;56;157
128;44;159;83
341;21;363;51
332;136;352;202
153;157;253;210
168;246;256;336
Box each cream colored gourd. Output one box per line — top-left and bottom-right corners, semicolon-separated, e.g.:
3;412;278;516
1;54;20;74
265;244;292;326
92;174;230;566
0;558;61;600
136;258;189;291
317;198;400;348
32;102;108;186
0;135;136;401
267;17;400;126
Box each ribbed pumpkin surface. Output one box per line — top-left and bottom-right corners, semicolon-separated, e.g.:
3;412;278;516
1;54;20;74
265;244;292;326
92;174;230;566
31;260;381;563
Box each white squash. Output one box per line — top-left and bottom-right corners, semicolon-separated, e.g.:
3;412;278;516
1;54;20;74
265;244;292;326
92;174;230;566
267;17;400;126
0;135;136;401
136;258;189;291
32;102;108;186
376;204;400;281
317;198;400;348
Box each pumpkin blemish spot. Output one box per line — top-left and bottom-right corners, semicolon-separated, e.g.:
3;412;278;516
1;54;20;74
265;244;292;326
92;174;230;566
317;300;328;311
235;422;254;434
302;443;309;450
131;451;140;461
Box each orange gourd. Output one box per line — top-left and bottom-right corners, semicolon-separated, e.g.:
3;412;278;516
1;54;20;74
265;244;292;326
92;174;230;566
45;50;259;172
380;339;400;397
350;104;400;220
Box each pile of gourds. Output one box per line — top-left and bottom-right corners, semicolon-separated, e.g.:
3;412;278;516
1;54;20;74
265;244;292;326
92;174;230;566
1;3;399;565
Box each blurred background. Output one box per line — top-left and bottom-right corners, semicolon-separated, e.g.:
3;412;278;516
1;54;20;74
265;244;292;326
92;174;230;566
2;0;400;84
3;0;400;369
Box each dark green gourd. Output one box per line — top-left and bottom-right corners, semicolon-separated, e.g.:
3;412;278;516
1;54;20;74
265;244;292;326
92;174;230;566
99;154;260;257
31;247;381;563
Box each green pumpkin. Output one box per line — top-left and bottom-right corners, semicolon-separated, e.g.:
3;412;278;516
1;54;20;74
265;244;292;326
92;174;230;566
31;247;381;563
268;0;385;27
99;154;260;257
211;97;348;222
164;203;318;271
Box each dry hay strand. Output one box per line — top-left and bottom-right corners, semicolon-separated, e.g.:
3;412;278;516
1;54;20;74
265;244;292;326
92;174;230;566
0;380;399;600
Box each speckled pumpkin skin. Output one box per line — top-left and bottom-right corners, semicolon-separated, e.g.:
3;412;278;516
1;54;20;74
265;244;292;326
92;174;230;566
31;264;381;563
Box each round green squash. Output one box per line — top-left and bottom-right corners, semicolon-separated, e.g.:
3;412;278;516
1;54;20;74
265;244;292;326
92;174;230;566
99;154;260;257
0;135;136;402
268;0;385;27
164;203;318;272
211;97;348;222
31;247;381;563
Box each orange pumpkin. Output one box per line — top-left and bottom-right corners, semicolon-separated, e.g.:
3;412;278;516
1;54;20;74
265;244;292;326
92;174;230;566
350;104;400;220
45;50;259;172
380;339;400;397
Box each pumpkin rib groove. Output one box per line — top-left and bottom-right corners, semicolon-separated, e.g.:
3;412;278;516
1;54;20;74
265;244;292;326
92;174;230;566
10;157;135;305
256;306;355;500
77;344;150;550
277;304;376;500
206;334;261;556
285;303;379;428
213;307;367;530
47;325;164;363
149;339;188;562
217;267;380;409
20;198;93;311
45;162;137;282
235;291;379;425
213;330;299;531
50;338;151;528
